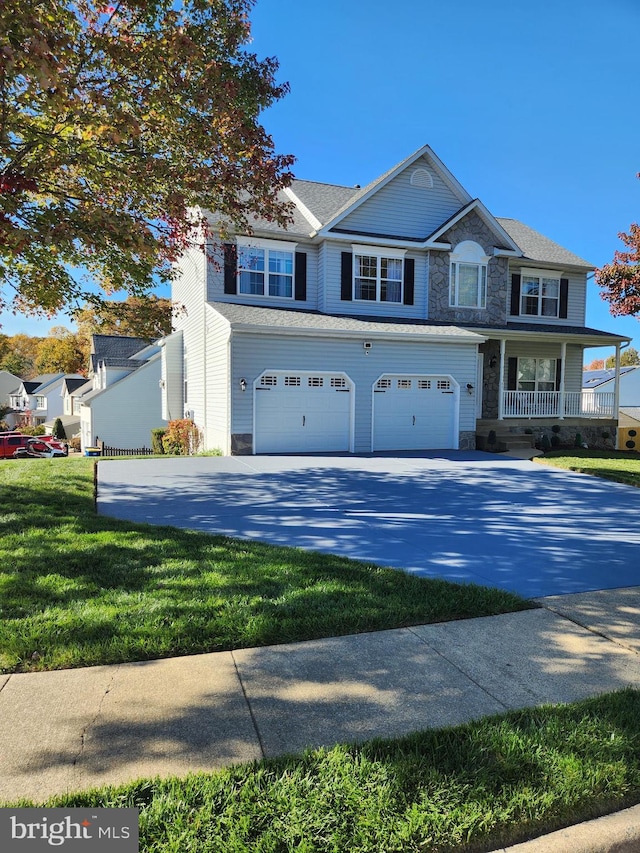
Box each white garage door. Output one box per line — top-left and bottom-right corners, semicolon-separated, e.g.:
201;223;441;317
373;374;458;451
254;371;353;453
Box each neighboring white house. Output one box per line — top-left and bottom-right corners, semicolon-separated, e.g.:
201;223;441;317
8;373;83;427
79;335;167;451
583;365;640;430
582;365;640;407
169;143;630;455
0;369;21;426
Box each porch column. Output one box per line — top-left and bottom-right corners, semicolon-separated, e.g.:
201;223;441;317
614;343;621;420
559;341;566;419
498;339;506;420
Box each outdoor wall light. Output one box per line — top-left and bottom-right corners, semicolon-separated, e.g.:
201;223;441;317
240;378;247;392
489;355;497;368
466;383;474;395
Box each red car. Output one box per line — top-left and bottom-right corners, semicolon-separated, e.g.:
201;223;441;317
10;436;68;459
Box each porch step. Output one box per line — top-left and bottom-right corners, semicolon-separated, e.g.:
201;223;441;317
476;433;534;453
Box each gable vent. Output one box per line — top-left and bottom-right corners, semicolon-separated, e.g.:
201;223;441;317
410;168;433;189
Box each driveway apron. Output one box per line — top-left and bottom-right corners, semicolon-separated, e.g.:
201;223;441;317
97;451;640;598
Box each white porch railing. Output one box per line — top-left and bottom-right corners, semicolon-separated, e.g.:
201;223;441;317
502;391;615;419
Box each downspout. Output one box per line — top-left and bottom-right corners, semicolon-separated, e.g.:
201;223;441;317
613;342;622;421
559;341;566;419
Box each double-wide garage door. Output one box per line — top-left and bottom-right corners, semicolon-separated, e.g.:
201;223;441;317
372;374;457;451
254;371;457;453
254;371;352;454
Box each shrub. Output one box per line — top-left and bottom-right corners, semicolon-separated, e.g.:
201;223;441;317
552;424;561;433
69;436;81;452
540;434;551;451
574;432;583;448
20;425;46;436
162;419;202;456
51;418;66;439
151;428;167;455
551;434;561;447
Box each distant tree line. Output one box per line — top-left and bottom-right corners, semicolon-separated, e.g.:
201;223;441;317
0;296;172;378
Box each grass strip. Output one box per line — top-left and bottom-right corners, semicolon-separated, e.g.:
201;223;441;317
535;449;640;488
0;458;529;673
10;688;640;853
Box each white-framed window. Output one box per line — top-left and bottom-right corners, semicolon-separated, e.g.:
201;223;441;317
449;241;489;309
352;245;406;303
520;269;561;317
35;395;46;409
236;238;297;299
518;358;557;392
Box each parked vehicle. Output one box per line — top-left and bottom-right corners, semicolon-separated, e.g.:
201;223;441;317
0;432;30;459
12;438;68;459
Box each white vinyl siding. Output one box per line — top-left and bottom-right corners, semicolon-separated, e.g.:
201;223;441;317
334;155;464;239
173;246;208;428
82;356;164;450
510;268;588;327
204;305;231;454
206;241;319;310
161;331;184;423
504;341;584;394
323;241;426;319
230;332;478;453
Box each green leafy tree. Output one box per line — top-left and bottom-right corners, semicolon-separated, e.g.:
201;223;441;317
0;0;294;321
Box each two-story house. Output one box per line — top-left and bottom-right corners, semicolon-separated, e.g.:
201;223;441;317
170;145;629;455
79;334;167;451
9;373;83;427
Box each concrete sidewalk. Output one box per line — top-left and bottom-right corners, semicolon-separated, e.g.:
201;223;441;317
2;588;640;803
2;589;640;850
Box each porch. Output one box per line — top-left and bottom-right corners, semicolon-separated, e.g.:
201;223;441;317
501;390;615;419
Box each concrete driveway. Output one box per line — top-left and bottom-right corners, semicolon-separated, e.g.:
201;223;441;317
97;451;640;598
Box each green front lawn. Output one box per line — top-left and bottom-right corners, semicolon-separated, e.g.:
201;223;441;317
23;688;640;853
0;458;529;673
535;449;640;488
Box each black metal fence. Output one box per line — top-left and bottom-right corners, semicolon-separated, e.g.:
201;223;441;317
95;439;154;457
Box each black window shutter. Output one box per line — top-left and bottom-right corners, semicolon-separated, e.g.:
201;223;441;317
510;274;521;316
559;278;569;318
555;359;562;390
403;258;415;305
294;252;307;301
223;243;237;294
341;252;353;301
507;357;518;391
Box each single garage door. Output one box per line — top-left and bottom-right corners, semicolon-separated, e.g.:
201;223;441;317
372;374;458;451
254;370;353;453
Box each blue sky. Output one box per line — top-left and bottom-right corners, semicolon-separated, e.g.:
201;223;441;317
3;0;639;362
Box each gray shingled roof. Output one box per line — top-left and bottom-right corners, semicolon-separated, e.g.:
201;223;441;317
92;334;149;361
289;180;360;227
497;218;593;269
211;301;482;340
203;190;313;239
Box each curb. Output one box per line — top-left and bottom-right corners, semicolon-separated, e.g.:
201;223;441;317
488;803;640;852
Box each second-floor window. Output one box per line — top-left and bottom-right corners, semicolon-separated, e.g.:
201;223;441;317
449;241;489;309
238;243;294;299
36;396;46;409
352;247;406;303
520;273;560;317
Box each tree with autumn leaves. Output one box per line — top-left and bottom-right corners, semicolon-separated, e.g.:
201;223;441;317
0;0;293;320
595;174;640;320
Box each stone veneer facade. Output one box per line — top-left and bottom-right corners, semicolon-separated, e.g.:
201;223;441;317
428;210;509;326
